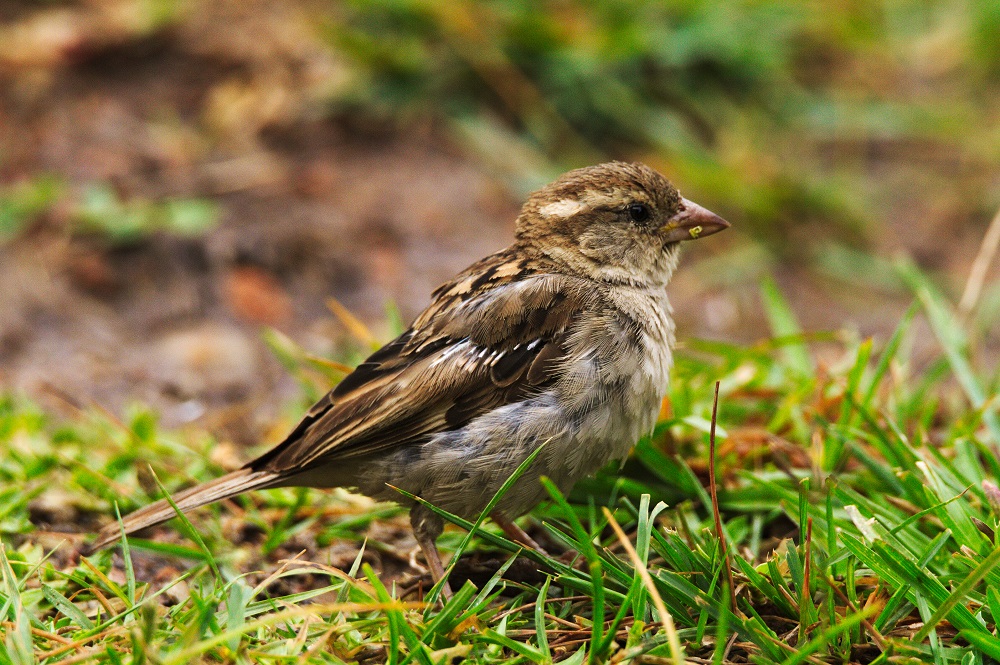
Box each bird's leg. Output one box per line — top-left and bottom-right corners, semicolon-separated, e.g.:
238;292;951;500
411;505;452;600
416;535;453;601
491;512;548;556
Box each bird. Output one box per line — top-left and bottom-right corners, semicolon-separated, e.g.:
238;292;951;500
88;161;729;593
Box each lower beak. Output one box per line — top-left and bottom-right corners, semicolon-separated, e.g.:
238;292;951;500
661;198;730;243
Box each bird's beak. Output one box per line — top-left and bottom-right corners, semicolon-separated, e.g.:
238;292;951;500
661;197;730;243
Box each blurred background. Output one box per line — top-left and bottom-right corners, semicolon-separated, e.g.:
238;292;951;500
0;0;997;442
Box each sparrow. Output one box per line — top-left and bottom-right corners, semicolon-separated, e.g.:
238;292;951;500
88;162;729;592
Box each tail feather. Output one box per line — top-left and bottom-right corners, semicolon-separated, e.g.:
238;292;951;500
87;468;280;553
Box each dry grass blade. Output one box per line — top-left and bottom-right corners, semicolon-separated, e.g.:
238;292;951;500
326;297;377;345
34;625;131;660
602;507;684;665
959;204;1000;319
0;621;72;645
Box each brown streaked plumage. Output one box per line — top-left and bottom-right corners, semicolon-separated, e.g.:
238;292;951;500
88;162;729;596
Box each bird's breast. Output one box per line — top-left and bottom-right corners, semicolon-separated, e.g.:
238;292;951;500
555;286;675;461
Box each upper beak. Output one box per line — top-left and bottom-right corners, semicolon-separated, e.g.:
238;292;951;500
661;197;730;243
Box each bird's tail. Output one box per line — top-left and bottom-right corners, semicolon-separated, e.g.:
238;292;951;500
87;468;280;553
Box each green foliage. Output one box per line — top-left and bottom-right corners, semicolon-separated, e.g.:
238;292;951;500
2;261;1000;661
322;0;996;249
0;176;219;246
76;185;219;246
0;176;63;242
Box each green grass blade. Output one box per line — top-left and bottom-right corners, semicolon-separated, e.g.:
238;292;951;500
533;575;552;662
41;583;95;630
778;605;876;665
898;258;1000;445
760;276;813;376
911;545;1000;643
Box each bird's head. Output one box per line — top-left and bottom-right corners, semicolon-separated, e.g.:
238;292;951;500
516;162;729;285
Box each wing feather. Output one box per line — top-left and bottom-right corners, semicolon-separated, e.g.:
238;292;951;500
249;267;585;476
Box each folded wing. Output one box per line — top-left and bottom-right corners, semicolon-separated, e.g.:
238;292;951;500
248;269;585;475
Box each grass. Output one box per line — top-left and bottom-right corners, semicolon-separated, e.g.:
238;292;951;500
3;2;997;660
1;261;999;663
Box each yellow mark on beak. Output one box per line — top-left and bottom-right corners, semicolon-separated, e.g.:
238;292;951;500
688;225;703;239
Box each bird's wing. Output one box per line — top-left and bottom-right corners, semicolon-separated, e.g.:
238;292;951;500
249;258;585;475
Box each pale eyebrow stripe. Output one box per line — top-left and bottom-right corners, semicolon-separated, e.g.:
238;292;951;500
539;199;585;218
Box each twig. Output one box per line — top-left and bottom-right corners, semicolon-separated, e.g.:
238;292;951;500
959;204;1000;320
722;631;739;661
709;381;738;614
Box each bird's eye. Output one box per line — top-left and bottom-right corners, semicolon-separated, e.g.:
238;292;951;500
626;202;651;224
